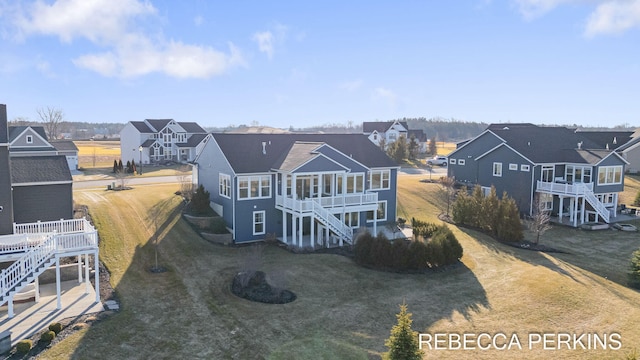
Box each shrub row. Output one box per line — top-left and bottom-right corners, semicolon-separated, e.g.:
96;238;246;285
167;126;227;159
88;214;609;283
452;185;523;242
14;322;62;354
354;223;463;270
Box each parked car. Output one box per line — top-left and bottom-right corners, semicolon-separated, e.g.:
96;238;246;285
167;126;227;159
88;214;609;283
427;155;448;166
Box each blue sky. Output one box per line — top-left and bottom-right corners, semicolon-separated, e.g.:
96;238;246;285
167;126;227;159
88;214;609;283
1;0;639;129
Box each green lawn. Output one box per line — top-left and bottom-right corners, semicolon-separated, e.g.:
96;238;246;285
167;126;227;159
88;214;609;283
38;177;640;359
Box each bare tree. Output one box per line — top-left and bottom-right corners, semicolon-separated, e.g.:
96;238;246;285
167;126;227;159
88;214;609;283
10;116;31;126
176;165;194;202
438;176;456;217
528;194;552;245
114;170;132;190
37;106;64;140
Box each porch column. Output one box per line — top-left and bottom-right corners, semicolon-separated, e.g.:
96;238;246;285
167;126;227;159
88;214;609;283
282;212;287;244
298;215;303;248
310;214;315;250
613;193;619;218
373;206;378;236
292;174;297;200
94;251;100;303
558;196;564;222
8;295;13;318
34;277;40;303
573;197;578;227
78;255;83;283
56;257;62;309
85;253;91;294
292;215;297;246
580;197;585;224
325;225;329;248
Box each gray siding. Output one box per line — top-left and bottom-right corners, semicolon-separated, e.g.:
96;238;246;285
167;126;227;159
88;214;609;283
447;131;503;183
295;156;347;173
477;146;534;213
623;144;640;173
316;146;368;173
0;147;13;234
12;184;73;223
196;137;235;233
594;154;626;194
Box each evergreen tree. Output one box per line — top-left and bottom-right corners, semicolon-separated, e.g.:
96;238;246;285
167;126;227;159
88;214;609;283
191;185;212;215
118;159;123;172
113;159;119;173
496;193;524;242
126;160;132;173
628;249;640;289
384;302;423;360
634;190;640;206
427;137;437;155
408;134;419;160
483;186;500;234
131;159;137;175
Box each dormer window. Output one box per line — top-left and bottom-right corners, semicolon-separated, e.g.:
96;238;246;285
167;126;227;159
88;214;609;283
26;135;33;144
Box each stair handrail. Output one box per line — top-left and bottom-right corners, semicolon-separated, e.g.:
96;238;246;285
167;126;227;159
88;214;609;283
0;232;57;300
580;186;610;223
311;199;353;243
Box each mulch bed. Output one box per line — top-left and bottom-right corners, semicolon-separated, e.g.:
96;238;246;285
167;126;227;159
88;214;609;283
231;271;296;304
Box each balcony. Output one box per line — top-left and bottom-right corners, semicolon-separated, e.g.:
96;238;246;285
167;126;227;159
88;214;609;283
536;180;593;195
275;192;378;213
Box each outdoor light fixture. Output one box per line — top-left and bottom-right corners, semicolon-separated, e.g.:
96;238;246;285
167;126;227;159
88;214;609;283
139;146;143;175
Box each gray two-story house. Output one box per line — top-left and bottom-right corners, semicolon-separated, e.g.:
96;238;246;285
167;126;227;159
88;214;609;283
194;133;399;248
447;123;628;227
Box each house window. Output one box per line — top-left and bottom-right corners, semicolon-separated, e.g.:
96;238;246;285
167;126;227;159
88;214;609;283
539;193;553;211
449;158;457;165
596;193;616;204
26;135;33;144
238;175;271;199
219;173;231;198
458;159;466;166
370;170;390;190
541;165;554;182
373;134;378;140
509;163;518;170
388;133;397;141
344;212;359;228
597;166;622;185
521;164;530;172
341;173;364;194
493;162;502;177
367;201;387;222
253;211;265;235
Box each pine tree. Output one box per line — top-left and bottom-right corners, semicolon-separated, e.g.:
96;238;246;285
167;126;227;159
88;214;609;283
629;249;640;289
384;302;423;360
113;159;119;173
428;137;437;155
118;159;123;172
126;160;132;173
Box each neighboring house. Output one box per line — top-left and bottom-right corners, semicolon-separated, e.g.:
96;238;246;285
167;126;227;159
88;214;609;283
447;123;629;227
363;120;409;147
7;125;79;171
363;120;427;153
120;119;209;165
616;129;640;174
0;105;74;234
194;133;399;248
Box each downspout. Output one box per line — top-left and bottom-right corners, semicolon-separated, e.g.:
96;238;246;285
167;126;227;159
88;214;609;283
232;175;236;241
530;164;535;216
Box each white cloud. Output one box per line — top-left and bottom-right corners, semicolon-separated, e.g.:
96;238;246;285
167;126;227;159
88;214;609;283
7;0;245;79
340;79;363;92
513;0;574;20
372;87;399;107
514;0;640;36
252;23;290;59
253;31;275;59
585;1;640;36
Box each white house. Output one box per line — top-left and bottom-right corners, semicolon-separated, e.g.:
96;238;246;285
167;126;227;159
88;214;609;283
120;119;209;165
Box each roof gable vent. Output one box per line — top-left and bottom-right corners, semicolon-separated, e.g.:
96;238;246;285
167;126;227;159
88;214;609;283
262;141;267;155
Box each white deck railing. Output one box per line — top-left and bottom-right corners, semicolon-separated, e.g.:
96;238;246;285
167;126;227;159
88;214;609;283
536;181;593;195
0;218;99;306
537;181;610;223
311;200;353;244
276;192;378;213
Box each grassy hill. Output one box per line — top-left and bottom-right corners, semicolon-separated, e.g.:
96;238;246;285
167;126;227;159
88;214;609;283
38;175;640;359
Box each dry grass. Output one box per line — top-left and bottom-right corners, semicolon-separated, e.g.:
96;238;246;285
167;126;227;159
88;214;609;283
39;177;640;359
437;142;457;156
75;140;121;168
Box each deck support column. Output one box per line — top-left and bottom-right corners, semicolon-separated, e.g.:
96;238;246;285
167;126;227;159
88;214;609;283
573;197;579;227
558;196;564;222
282;212;287;244
298;215;303;248
55;257;62;310
292;215;297;246
580;197;585;224
77;255;83;283
34;277;40;303
310;214;315;250
85;253;91;294
8;295;14;318
94;251;100;303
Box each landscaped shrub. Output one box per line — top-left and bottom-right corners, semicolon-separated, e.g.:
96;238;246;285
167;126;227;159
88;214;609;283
452;185;523;242
190;185;212;215
48;322;62;335
40;330;55;342
634;190;640;207
628;249;640;289
354;221;463;271
411;218;439;239
16;339;32;354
